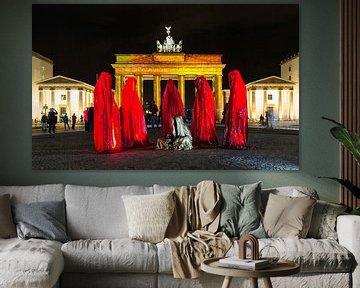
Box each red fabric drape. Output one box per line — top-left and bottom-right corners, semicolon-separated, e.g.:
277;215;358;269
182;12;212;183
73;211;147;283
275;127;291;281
93;72;121;153
222;70;248;149
161;79;184;137
191;76;218;146
121;77;148;148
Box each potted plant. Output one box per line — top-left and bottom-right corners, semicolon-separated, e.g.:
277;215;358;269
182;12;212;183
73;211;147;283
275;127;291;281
320;117;360;215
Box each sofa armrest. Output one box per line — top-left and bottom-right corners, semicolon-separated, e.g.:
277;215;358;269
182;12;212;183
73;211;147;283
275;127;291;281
337;215;360;288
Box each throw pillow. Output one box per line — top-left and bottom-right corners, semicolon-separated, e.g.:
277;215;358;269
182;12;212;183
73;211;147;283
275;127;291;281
12;200;70;243
307;200;347;240
0;194;16;238
218;182;267;238
263;193;316;238
122;190;175;243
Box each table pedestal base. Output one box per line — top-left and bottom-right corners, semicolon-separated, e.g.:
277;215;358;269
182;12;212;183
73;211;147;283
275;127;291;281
221;276;273;288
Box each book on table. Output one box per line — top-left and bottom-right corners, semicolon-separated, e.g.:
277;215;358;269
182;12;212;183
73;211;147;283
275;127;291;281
218;257;271;270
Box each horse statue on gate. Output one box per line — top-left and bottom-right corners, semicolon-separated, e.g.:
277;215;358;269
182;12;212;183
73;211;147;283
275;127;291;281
156;26;183;53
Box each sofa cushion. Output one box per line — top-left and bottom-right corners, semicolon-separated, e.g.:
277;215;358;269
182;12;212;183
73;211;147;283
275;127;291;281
122;191;175;243
61;273;157;288
12;200;70;243
218;182;266;238
0;238;64;288
263;193;316;238
61;239;158;273
157;237;353;274
307;200;347;240
65;184;153;239
0;194;16;238
262;238;353;273
261;186;319;213
0;184;65;204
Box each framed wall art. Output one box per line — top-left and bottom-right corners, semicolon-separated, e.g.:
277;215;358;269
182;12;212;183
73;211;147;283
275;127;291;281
32;4;299;170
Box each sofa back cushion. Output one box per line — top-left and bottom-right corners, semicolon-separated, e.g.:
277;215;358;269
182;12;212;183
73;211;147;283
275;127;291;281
263;193;316;238
0;194;17;238
65;184;153;239
261;186;319;213
0;184;65;204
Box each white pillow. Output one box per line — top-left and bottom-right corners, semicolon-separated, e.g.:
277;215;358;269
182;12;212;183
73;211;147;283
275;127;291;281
122;191;175;243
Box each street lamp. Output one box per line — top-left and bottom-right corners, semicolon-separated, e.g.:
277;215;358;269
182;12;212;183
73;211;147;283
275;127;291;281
43;104;48;115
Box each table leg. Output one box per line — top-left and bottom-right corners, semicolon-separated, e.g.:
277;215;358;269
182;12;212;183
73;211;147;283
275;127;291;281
222;276;233;288
251;278;258;288
263;277;273;288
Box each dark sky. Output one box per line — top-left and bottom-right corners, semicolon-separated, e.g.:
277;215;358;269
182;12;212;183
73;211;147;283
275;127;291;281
32;4;298;89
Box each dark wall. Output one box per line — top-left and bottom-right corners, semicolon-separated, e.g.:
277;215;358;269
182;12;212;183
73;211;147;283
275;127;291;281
0;0;340;202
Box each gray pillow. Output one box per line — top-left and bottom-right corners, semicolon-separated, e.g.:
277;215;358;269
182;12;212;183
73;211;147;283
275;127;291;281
307;200;347;240
12;200;70;243
218;182;266;238
0;194;16;238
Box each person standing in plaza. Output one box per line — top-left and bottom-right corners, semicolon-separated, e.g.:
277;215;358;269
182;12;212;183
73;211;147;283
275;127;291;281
41;114;47;131
47;108;58;134
83;109;88;131
62;113;70;130
93;72;121;153
71;113;77;130
121;77;148;148
223;70;248;149
88;107;94;132
149;100;159;128
191;76;218;146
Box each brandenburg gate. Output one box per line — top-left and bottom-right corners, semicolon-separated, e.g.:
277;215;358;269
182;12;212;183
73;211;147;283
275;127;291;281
111;27;226;121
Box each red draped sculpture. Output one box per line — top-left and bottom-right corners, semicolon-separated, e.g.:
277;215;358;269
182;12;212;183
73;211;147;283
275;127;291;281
121;77;148;148
161;79;184;137
93;72;121;153
222;70;248;149
191;76;218;146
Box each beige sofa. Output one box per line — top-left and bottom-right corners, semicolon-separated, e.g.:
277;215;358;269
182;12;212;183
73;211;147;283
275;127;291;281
0;183;358;288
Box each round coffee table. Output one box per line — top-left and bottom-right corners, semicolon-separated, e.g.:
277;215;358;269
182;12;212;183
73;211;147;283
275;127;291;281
201;257;300;288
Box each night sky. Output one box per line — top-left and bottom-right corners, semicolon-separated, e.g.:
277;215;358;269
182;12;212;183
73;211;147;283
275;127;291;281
32;4;298;93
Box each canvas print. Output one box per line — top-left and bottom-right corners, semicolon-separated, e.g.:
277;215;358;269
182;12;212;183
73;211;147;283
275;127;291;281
32;4;299;170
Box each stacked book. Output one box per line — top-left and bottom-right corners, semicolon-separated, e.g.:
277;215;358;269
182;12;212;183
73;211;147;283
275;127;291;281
218;257;271;270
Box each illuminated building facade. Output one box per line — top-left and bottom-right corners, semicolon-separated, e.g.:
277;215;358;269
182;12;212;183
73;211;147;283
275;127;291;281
246;76;296;121
112;53;226;121
245;53;299;122
32;51;53;120
35;75;94;120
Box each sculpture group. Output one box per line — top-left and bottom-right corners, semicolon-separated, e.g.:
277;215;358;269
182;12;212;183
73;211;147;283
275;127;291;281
93;70;248;153
156;26;183;53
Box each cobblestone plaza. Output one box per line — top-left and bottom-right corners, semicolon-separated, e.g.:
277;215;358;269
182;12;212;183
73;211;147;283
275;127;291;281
32;125;298;170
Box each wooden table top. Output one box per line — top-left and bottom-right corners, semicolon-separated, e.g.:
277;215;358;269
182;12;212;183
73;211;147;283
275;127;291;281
201;257;300;278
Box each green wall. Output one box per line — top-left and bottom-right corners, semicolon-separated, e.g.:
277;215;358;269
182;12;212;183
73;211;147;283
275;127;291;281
0;0;340;203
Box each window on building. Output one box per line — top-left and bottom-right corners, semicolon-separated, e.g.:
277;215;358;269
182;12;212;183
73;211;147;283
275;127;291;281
61;95;67;101
60;107;66;115
289;66;291;72
268;94;273;100
289;75;292;81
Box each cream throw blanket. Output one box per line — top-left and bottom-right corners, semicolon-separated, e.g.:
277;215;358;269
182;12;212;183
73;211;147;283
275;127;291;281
165;181;231;278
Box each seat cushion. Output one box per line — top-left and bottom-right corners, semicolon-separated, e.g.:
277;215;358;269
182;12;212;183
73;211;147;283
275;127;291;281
158;238;353;274
226;238;354;273
61;239;158;273
0;238;64;288
65;185;153;239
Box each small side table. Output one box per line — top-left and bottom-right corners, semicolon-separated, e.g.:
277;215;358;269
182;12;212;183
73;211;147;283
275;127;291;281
201;257;300;288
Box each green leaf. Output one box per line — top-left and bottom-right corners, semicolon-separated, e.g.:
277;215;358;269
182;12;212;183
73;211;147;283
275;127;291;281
322;117;360;165
330;126;360;165
319;177;360;198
